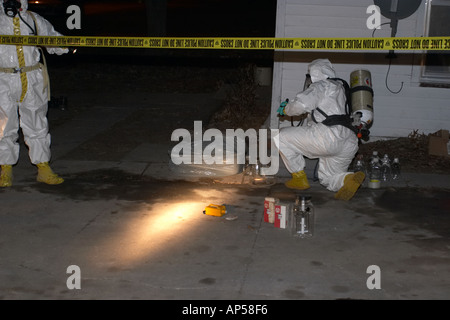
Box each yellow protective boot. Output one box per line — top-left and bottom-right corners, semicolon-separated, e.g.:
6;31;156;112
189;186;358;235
285;170;310;190
36;162;64;185
334;171;365;201
0;165;13;187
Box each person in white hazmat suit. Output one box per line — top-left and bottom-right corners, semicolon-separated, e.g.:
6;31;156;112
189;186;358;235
0;0;68;187
275;59;365;201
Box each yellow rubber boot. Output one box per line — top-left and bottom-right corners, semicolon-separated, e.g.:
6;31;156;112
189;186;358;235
334;171;365;201
285;170;310;190
0;165;13;187
36;162;64;185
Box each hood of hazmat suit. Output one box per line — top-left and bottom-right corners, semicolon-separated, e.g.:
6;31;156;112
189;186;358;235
277;59;359;192
308;58;336;83
0;0;68;166
284;59;346;120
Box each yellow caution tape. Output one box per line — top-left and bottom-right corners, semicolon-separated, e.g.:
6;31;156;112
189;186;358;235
1;35;449;51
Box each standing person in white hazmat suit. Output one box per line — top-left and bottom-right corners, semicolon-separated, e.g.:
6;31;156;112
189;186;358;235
275;59;365;201
0;0;68;187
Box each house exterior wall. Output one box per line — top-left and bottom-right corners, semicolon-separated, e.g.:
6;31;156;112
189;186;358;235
270;0;450;138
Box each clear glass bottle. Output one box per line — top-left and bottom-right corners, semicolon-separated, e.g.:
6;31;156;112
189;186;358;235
291;195;314;238
352;156;366;187
369;151;380;163
368;158;381;189
380;155;391;182
353;158;366;175
252;160;267;185
367;151;379;176
391;157;401;180
382;153;391;165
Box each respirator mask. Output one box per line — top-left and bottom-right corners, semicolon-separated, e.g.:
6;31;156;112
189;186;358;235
3;0;21;17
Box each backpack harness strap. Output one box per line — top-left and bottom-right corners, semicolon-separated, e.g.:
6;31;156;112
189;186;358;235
311;78;369;140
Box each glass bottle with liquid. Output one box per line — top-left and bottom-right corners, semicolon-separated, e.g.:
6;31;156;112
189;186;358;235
291;195;314;238
368;158;381;189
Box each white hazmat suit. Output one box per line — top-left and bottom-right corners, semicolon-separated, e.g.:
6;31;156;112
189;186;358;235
0;0;68;186
275;59;364;200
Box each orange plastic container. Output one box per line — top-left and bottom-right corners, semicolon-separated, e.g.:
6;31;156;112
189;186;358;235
203;204;227;217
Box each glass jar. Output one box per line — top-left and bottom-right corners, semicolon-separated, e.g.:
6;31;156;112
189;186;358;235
291;195;314;238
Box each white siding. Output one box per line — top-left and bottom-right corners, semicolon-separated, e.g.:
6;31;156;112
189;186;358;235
271;0;450;138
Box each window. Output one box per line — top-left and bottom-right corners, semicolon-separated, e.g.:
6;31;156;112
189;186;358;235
420;0;450;86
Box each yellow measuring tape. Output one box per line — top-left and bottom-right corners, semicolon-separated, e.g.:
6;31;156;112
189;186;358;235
1;35;449;51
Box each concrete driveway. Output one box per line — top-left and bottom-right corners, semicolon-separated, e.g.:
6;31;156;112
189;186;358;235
1;69;449;301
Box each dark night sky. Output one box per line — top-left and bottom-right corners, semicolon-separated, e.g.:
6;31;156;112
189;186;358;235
29;0;277;37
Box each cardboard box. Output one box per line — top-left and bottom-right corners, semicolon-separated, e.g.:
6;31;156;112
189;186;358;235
274;203;291;229
428;129;450;157
264;197;276;223
264;198;291;229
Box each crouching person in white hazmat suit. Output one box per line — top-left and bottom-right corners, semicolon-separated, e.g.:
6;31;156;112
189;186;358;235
275;59;365;201
0;0;68;187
